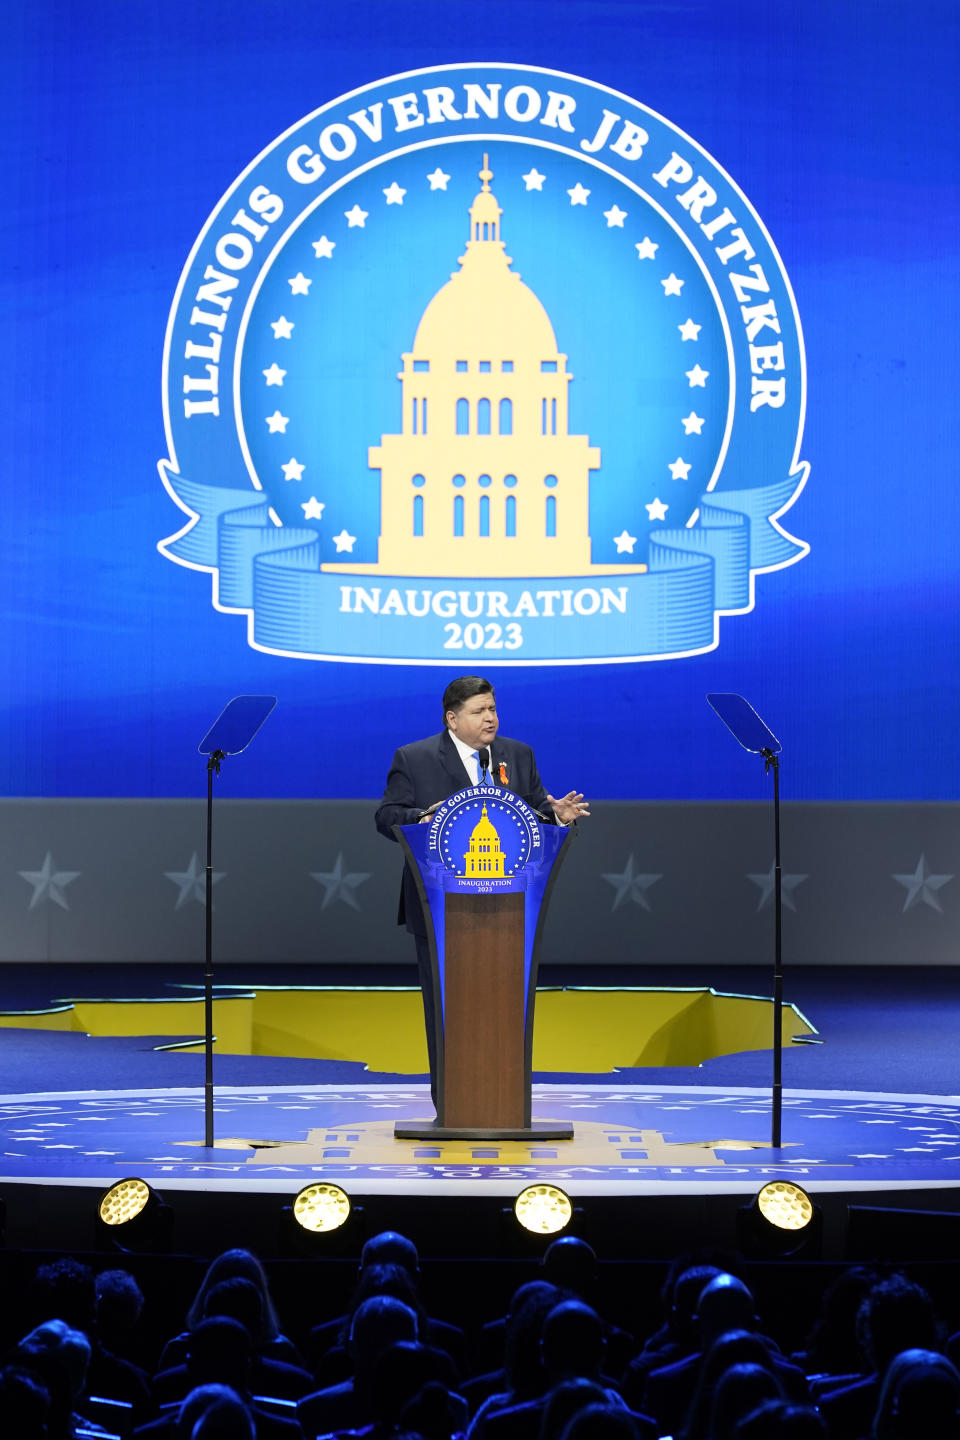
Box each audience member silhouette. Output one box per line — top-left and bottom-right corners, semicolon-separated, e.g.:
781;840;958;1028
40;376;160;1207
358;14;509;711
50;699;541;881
790;1267;880;1384
733;1400;827;1439
297;1295;425;1437
16;1318;93;1440
0;1363;51;1440
537;1238;633;1375
162;1249;299;1371
558;1403;643;1439
869;1346;960;1439
620;1263;722;1408
466;1282;565;1426
536;1377;610;1439
308;1230;465;1378
699;1361;784;1440
817;1274;939;1440
140;1318;300;1438
95;1267;148;1367
357;1338;468;1440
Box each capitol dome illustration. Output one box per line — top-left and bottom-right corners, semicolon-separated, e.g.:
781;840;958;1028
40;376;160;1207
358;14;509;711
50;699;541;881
325;155;644;580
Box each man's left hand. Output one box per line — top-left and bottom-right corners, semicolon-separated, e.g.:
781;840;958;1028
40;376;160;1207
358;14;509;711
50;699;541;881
547;791;590;824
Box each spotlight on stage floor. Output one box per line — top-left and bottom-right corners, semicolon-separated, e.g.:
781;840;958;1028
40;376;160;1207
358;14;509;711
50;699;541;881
97;1178;172;1253
513;1184;574;1237
283;1182;359;1254
738;1181;821;1259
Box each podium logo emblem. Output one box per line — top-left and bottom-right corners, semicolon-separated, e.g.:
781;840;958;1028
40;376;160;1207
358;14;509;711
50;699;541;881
428;788;541;883
158;64;808;665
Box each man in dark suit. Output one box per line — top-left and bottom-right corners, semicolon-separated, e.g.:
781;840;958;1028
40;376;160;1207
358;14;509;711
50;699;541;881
375;675;588;1103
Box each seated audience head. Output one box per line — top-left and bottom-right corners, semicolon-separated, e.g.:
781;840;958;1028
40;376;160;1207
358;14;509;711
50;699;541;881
669;1264;723;1344
186;1317;252;1392
95;1267;145;1337
707;1362;784;1440
360;1228;420;1277
370;1341;460;1432
31;1257;95;1334
538;1377;609;1440
696;1274;759;1347
0;1364;50;1440
202;1278;265;1345
734;1400;827;1438
682;1334;776;1440
190;1395;255;1440
503;1281;564;1397
858;1275;938;1375
540;1237;598;1297
349;1295;419;1381
541;1300;606;1383
185;1249;280;1339
18;1318;91;1400
559;1404;642;1439
871;1347;960;1439
176;1383;250;1438
400;1378;467;1440
796;1265;879;1374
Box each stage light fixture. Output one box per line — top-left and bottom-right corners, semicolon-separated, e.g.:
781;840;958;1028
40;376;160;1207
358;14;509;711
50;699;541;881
97;1177;171;1251
514;1184;573;1235
756;1180;814;1232
292;1182;352;1233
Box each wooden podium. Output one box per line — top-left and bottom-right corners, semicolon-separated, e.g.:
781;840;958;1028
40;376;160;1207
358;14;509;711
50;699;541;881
393;787;575;1141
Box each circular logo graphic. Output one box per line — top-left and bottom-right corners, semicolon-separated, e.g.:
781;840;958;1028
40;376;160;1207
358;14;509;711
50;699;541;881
159;63;808;665
428;786;540;878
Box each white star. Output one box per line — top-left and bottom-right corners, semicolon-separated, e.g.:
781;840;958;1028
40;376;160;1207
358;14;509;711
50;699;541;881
426;167;450;190
613;530;637;553
344;204;368;227
270;316;294;339
265;411;289;433
602;855;662;912
19;853;79;911
523;168;546;191
312;236;335;258
681;412;705;435
164;853;224;911
686;364;709;387
635;237;658;259
281;457;305;481
661;274;684;296
747;864;809;912
301;496;325;520
679;318;702;341
567;183;590;205
288;273;311;294
262;363;286;386
310;853;372;910
603;204;627;227
893;854;953;913
645;498;669;521
332;529;356;552
668;457;692;480
382;182;406;205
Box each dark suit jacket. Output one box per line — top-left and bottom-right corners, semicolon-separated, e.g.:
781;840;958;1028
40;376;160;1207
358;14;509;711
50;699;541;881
375;730;555;935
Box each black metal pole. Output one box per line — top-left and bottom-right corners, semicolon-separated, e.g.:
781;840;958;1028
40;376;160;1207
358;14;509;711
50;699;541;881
204;751;223;1148
763;749;783;1148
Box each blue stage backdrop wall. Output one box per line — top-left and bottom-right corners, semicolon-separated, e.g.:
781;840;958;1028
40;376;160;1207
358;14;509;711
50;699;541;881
2;0;958;805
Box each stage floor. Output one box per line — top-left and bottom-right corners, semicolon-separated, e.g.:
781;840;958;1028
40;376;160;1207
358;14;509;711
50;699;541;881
3;1080;960;1197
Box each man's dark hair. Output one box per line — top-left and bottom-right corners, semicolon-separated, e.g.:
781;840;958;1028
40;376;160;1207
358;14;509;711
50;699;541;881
442;676;494;724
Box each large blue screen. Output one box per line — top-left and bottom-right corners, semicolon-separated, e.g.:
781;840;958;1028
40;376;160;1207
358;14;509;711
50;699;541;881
2;0;957;801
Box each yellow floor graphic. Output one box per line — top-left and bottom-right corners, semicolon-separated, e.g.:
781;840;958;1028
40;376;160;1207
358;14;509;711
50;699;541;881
0;985;815;1072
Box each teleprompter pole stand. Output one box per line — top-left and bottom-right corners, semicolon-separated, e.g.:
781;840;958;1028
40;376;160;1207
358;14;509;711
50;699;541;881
197;696;277;1149
761;745;783;1149
706;694;785;1150
203;748;225;1149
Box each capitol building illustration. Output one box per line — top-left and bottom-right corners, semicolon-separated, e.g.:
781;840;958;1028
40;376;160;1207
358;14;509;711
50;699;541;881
461;803;506;877
325;156;644;579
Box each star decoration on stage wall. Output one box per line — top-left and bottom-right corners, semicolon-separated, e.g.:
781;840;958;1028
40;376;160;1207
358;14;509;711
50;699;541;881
602;855;663;911
426;167;450;190
567;182;590;205
645;498;668;521
265;411;289;433
613;530;637;553
301;497;325;519
310;853;372;910
747;864;809;912
661;274;684;295
312;236;335;258
19;853;80;910
262;363;286;386
382;182;406;205
635;237;658;259
281;458;305;481
287;272;311;294
344;204;368;227
603;204;627;227
892;854;953;912
165;853;224;910
332;529;356;552
270;316;294;339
